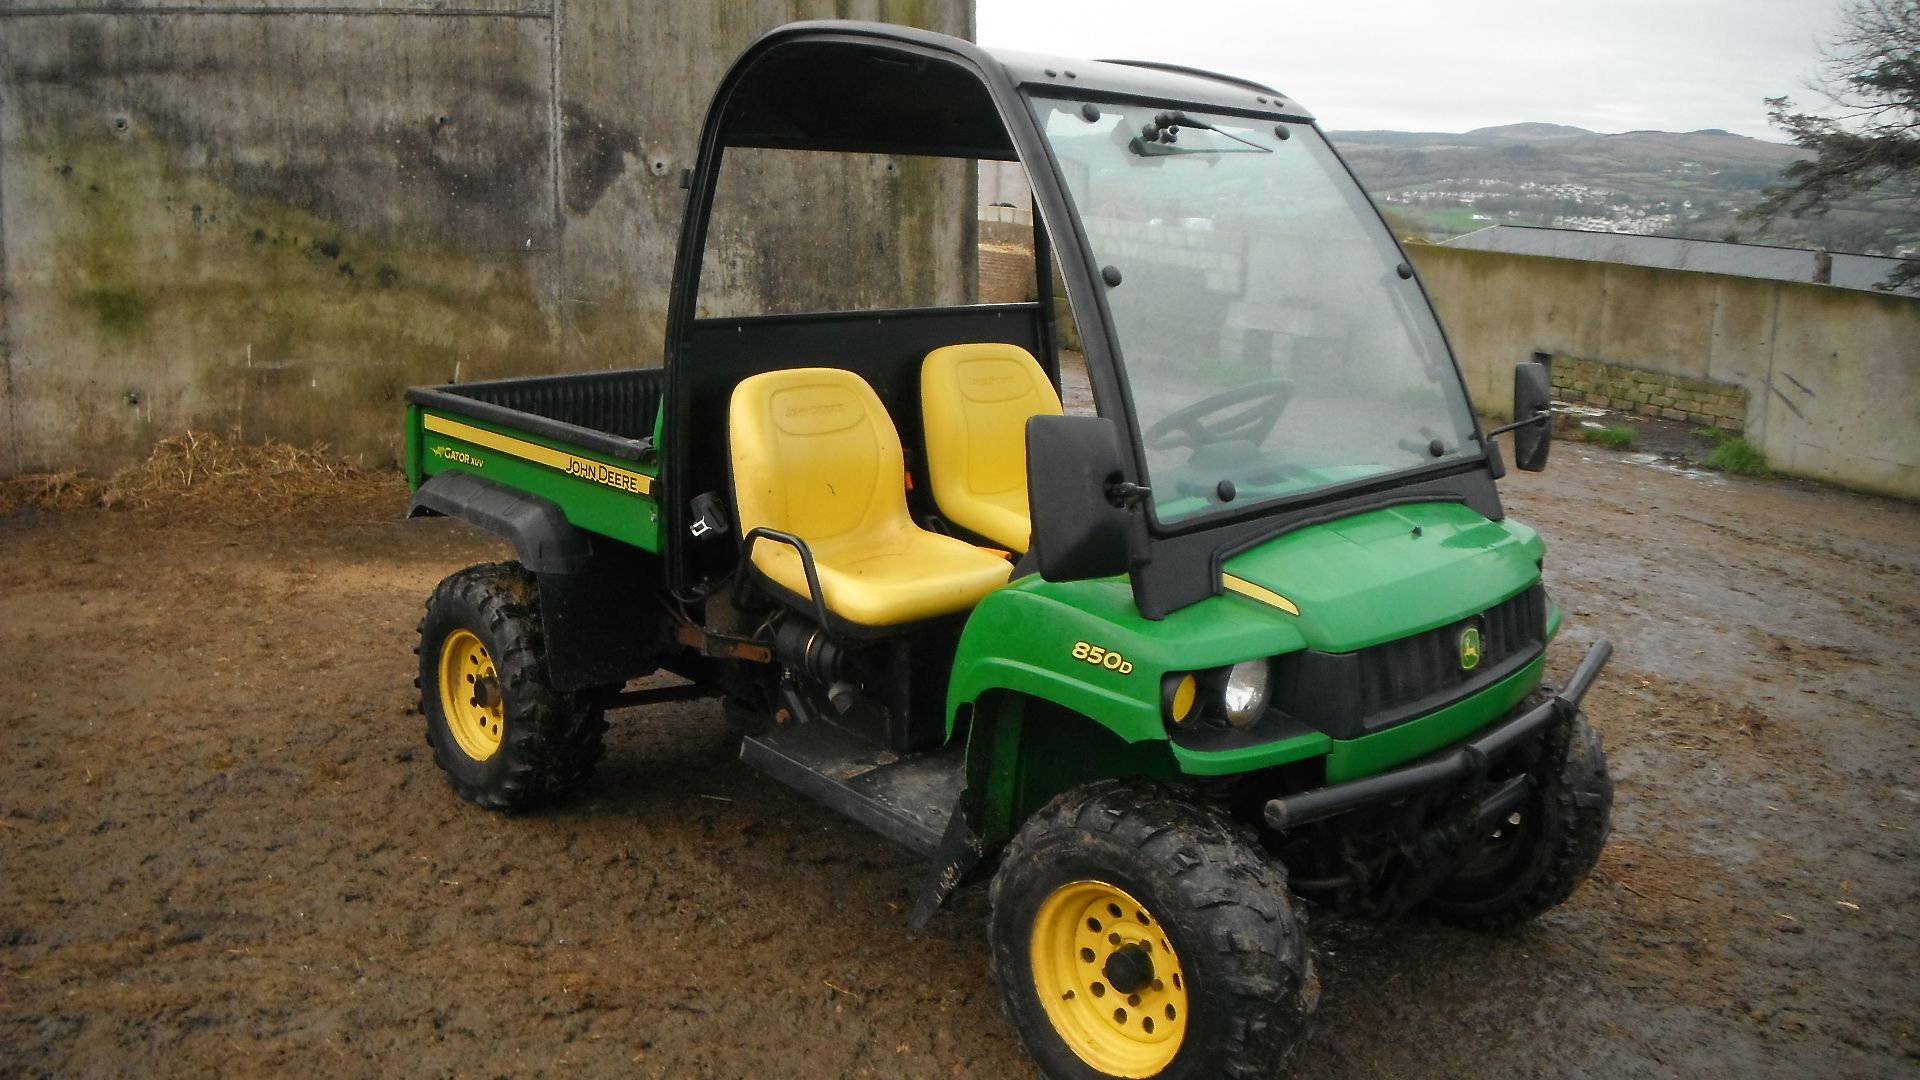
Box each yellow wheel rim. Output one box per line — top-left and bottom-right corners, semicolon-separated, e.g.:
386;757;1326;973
1031;880;1189;1078
438;628;504;762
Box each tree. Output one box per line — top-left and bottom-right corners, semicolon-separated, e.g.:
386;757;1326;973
1754;0;1920;292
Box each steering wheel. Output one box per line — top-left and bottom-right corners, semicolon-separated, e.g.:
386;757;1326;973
1143;379;1294;450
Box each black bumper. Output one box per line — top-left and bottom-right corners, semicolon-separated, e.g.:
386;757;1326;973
1264;638;1612;832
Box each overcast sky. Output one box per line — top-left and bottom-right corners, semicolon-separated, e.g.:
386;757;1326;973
975;0;1845;141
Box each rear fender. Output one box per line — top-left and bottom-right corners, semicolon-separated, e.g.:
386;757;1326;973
410;471;658;691
409;471;595;574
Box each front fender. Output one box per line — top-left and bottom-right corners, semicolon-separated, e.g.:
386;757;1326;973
947;574;1307;743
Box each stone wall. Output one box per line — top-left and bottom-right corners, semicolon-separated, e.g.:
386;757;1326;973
1550;358;1748;432
0;1;975;475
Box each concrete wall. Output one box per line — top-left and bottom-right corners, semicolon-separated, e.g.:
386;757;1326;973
0;0;974;475
1411;244;1920;501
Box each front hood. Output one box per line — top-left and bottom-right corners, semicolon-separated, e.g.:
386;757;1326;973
1221;501;1543;652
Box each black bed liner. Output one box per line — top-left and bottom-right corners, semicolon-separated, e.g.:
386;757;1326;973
406;367;665;461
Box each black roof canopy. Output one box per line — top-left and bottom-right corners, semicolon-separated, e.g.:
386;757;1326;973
713;21;1315;161
721;40;1017;159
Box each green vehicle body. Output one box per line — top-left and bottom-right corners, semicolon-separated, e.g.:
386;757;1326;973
941;502;1559;835
402;18;1607;928
407;410;665;552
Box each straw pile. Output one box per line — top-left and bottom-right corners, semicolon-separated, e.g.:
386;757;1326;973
0;430;405;524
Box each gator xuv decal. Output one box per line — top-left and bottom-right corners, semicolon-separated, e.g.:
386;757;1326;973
424;414;653;496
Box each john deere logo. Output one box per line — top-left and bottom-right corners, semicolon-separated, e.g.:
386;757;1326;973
1459;626;1483;671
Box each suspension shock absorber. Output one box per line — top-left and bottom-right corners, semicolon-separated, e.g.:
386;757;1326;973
772;616;858;713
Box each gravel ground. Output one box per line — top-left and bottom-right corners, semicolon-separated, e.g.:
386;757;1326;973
2;431;1916;1078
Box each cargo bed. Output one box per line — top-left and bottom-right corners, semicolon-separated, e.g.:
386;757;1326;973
405;368;666;552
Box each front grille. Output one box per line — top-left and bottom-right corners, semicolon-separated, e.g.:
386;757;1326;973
1273;585;1546;740
1358;585;1543;721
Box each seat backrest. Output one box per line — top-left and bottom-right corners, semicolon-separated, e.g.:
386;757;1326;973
920;343;1062;549
729;367;908;550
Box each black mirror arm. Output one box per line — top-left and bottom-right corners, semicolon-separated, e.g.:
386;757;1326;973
1484;410;1550;439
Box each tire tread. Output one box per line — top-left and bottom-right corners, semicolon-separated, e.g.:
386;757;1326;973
417;562;607;812
1425;712;1613;930
988;779;1317;1079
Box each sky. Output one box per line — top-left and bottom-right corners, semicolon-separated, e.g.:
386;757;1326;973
974;0;1847;141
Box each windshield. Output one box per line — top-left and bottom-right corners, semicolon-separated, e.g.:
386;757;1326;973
1033;99;1480;525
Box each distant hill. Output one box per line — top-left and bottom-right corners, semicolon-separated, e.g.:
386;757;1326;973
1473;122;1595;139
1333;123;1598;146
1327;125;1918;257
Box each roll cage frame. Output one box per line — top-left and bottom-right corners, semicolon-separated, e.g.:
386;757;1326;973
660;21;1505;619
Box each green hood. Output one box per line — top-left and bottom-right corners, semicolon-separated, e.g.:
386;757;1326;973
1221;501;1543;652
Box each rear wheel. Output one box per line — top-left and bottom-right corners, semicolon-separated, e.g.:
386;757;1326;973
989;780;1316;1079
416;562;606;811
1424;709;1613;929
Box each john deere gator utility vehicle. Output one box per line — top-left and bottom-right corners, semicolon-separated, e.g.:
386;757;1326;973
402;20;1613;1079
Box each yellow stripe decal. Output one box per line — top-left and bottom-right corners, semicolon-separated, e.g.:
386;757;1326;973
1221;573;1300;616
424;413;653;496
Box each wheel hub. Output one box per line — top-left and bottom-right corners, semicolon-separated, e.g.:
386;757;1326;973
437;628;504;762
470;675;502;712
1102;944;1155;996
1030;880;1190;1077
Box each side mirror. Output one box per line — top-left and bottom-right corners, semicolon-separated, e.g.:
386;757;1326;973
1510;361;1552;471
1483;360;1553;472
1027;414;1132;582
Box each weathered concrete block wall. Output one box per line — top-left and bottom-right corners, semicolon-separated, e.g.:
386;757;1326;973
1411;244;1920;500
978;242;1034;305
1550;359;1749;432
0;0;974;475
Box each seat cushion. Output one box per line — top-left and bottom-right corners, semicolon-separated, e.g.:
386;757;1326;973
749;524;1013;627
920;343;1062;552
730;367;1011;627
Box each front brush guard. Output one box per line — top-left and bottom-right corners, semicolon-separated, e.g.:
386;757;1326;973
1264;639;1612;833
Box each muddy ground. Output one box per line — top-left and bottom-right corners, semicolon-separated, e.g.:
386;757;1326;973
3;432;1917;1079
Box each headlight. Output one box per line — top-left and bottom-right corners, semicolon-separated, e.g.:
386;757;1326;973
1221;660;1271;727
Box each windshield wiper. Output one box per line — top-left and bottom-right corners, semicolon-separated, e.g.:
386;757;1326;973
1130;110;1272;156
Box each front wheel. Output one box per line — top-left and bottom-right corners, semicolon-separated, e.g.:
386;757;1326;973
988;780;1316;1080
416;562;606;811
1424;709;1613;929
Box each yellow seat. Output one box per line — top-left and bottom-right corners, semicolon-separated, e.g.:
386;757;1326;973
920;343;1063;553
729;367;1012;629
